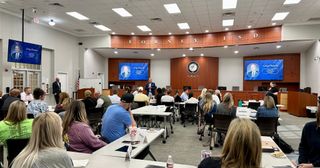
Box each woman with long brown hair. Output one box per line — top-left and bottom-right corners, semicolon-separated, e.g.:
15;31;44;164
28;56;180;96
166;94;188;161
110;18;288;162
199;118;262;168
62;100;106;153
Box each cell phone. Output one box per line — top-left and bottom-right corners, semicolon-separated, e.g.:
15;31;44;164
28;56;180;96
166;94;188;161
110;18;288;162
115;145;136;152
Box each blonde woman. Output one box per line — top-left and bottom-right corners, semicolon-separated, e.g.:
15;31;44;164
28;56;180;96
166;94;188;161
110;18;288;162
201;92;217;123
62;101;106;153
257;95;278;117
199;88;207;102
0;100;33;144
54;92;71;113
12;112;73;168
198;118;262;168
216;93;236;117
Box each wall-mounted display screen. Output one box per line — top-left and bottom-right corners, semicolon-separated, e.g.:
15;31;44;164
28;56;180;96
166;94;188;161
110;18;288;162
7;39;42;65
119;62;149;80
244;59;283;80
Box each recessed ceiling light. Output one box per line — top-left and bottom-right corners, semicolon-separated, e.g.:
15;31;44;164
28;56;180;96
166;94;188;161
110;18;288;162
0;1;6;4
205;30;209;33
186;31;190;34
94;25;111;31
137;25;151;32
164;3;181;14
276;45;282;49
177;22;190;30
272;12;289;21
149;32;152;35
223;0;238;10
225;27;229;31
189;47;193;51
247;25;252;29
131;32;135;35
157;48;161;51
114;51;118;54
234;50;239;54
48;19;55;26
150;53;155;57
283;0;301;5
66;12;89;20
272;22;277;26
112;32;116;35
224;45;228;48
168;32;172;35
223;19;234;27
112;8;132;17
200;53;204;56
182;54;186;57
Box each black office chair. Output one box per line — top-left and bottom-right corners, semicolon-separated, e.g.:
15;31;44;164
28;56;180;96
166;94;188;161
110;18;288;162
212;114;234;150
182;103;197;127
27;113;34;119
134;101;147;108
87;107;104;134
248;102;260;110
255;117;279;137
6;138;29;167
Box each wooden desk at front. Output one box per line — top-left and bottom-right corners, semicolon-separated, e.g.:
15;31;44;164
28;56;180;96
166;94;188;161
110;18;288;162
287;91;318;117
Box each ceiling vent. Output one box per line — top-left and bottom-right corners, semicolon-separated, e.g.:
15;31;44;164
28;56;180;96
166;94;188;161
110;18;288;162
89;21;99;25
223;12;235;17
49;3;64;7
150;18;162;22
133;51;139;54
74;29;85;32
308;17;320;22
253;46;260;50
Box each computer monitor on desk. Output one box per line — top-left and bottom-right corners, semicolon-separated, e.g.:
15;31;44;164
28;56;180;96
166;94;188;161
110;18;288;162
217;86;227;91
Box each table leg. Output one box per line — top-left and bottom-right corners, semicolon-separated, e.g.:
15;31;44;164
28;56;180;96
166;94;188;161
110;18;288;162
162;116;167;144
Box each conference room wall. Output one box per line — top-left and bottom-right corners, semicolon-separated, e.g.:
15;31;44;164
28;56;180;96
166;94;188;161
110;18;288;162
150;59;170;88
302;41;320;94
0;11;80;94
282;24;320;41
218;57;243;90
83;49;107;81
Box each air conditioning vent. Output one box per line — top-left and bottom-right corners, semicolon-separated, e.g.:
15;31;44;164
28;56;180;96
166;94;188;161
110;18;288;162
133;51;139;54
89;21;99;25
308;17;320;21
223;12;235;17
74;29;85;32
49;3;64;7
150;18;162;22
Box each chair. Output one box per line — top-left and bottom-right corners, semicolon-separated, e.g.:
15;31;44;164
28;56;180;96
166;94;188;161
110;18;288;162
6;138;29;167
255;117;279;137
87;108;104;134
27;113;34;119
182;103;197;127
212;114;234;149
248;102;260;110
134;101;147;108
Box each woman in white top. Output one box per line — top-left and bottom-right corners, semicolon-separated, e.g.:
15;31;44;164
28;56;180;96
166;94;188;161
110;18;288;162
12;112;73;168
161;89;175;103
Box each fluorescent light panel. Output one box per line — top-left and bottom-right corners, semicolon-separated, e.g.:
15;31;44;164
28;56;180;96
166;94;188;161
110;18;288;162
272;12;289;21
223;19;234;26
66;12;89;20
94;25;111;31
164;3;181;14
112;8;132;17
223;0;238;9
137;25;151;32
177;22;190;30
283;0;301;5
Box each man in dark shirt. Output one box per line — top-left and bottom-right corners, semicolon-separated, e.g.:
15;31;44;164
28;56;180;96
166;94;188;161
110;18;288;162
298;106;320;167
0;88;20;120
268;81;279;105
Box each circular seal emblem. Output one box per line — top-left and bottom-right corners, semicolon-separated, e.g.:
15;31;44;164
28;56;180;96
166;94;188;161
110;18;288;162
188;61;199;74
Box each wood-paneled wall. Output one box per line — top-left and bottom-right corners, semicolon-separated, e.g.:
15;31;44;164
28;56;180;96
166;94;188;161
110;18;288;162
243;54;300;91
170;57;218;90
111;27;281;49
108;58;150;87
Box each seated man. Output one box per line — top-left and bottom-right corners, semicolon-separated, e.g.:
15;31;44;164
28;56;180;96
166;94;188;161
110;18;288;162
1;88;20;120
161;89;174;103
180;87;190;102
20;87;34;103
81;90;97;113
133;87;149;105
101;93;136;143
109;89;121;104
185;92;199;104
94;91;112;112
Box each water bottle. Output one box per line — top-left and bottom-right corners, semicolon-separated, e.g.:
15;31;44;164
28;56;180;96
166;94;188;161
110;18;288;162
238;99;243;107
166;155;174;168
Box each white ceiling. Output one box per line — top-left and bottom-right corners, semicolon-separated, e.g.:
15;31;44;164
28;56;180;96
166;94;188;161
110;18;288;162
93;40;314;59
1;0;320;36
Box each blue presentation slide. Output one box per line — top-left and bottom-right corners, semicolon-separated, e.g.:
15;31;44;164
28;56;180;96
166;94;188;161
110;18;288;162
119;63;149;80
244;59;283;80
8;39;42;65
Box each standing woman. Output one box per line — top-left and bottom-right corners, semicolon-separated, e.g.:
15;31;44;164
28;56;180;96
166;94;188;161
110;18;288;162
12;112;73;168
62;101;106;153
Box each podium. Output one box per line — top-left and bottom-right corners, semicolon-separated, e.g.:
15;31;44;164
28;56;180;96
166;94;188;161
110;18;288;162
287;91;318;117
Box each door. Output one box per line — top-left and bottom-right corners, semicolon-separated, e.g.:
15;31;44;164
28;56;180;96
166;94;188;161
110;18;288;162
27;71;41;91
57;72;68;93
12;70;26;91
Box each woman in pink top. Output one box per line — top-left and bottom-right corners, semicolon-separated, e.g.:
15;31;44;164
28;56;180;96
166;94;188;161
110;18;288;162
62;100;106;153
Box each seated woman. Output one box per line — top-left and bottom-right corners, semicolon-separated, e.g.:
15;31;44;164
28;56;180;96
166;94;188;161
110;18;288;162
62;100;106;153
216;92;236;117
155;88;164;105
257;95;278;117
298;106;320;167
54;92;71;113
81;90;97;113
198;118;262;168
27;88;48;117
12;112;73;168
201;92;217;124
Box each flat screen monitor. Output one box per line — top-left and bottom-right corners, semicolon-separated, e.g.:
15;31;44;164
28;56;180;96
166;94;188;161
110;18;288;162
119;62;149;80
244;59;283;81
7;39;42;65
